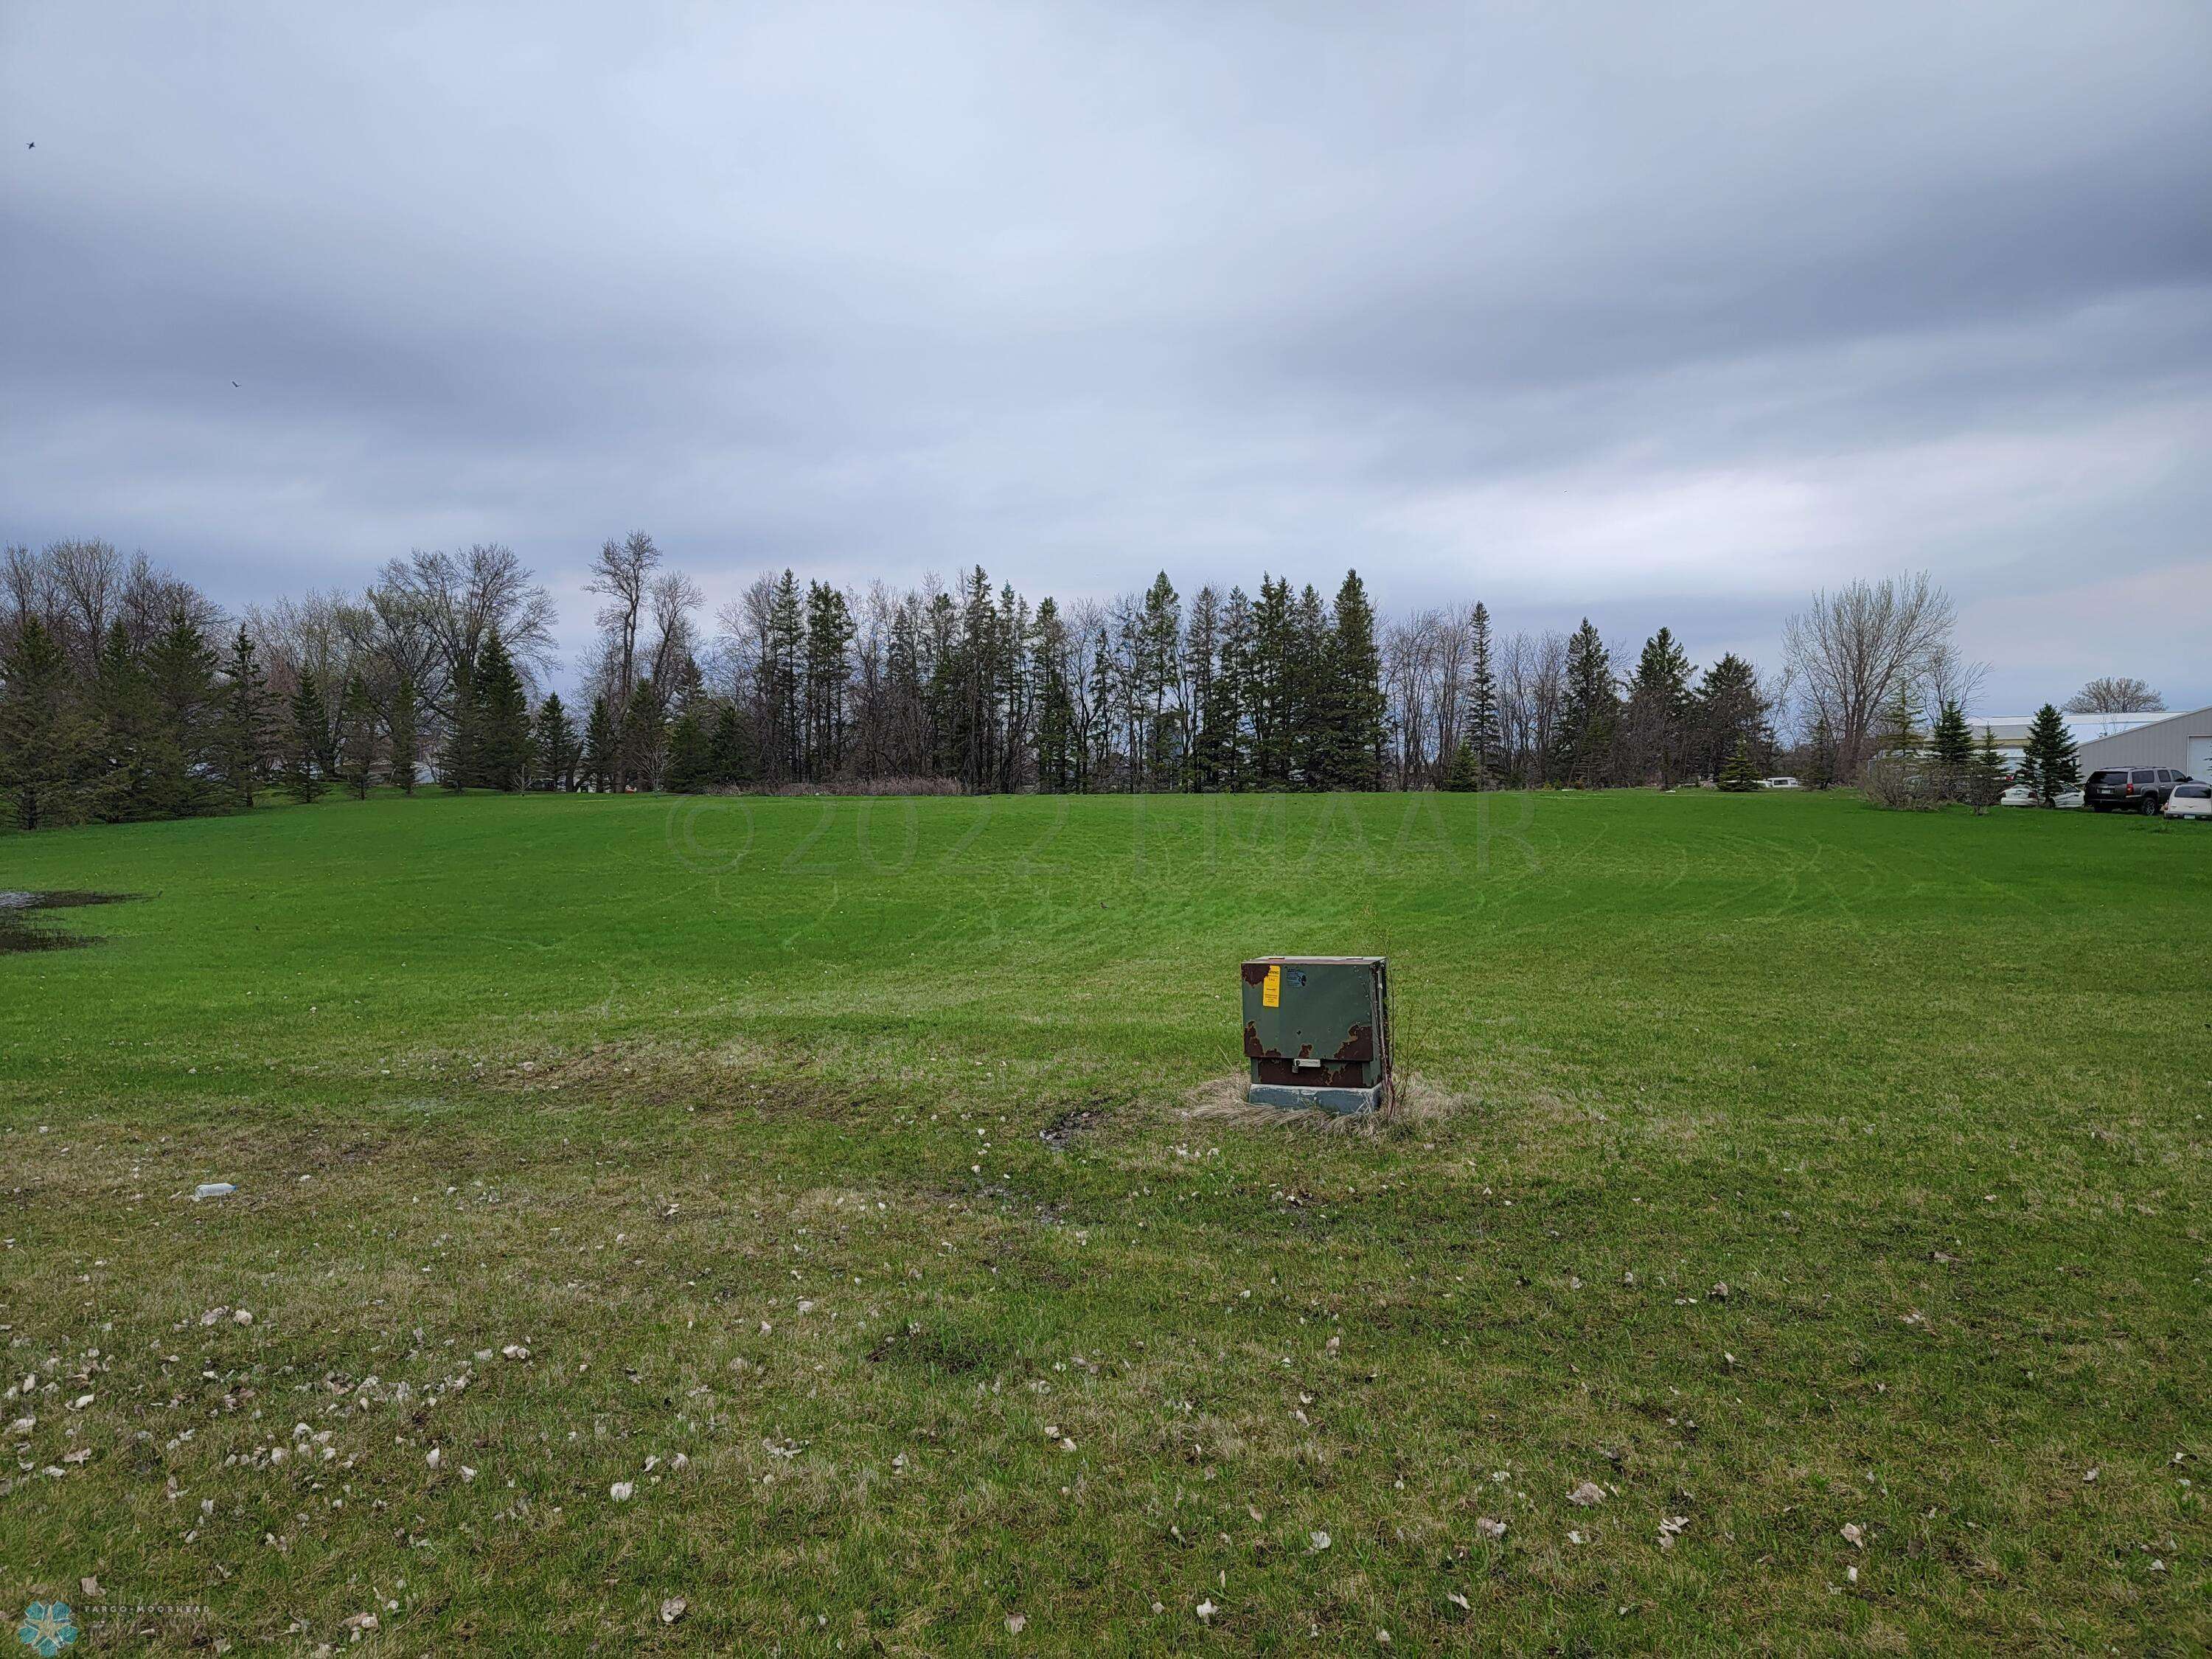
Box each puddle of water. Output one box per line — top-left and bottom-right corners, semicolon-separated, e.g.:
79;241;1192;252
0;891;145;953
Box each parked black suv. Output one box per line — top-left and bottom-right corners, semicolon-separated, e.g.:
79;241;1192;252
2084;767;2193;813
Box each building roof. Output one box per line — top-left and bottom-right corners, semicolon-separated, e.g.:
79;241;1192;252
1966;711;2169;747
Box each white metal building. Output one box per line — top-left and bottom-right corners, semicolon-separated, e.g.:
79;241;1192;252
1966;710;2170;758
2072;705;2212;779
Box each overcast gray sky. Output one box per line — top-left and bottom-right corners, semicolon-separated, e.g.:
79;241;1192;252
5;1;2208;712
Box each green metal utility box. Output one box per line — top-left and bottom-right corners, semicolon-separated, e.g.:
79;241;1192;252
1240;956;1392;1114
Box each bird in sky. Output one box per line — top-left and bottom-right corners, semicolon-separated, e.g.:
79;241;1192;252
232;380;241;388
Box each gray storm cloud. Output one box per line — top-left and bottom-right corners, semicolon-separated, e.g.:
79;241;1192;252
4;0;2208;709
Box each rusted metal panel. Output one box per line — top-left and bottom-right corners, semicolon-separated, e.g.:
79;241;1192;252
1239;956;1392;1114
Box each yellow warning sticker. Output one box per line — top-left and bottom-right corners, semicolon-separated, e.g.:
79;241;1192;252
1262;965;1281;1008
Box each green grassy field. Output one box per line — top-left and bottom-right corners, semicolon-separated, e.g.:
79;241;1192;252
2;787;2205;1653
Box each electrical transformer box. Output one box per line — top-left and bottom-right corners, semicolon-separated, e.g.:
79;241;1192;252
1240;956;1392;1114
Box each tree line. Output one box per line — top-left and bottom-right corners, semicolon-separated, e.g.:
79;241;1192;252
12;538;2136;831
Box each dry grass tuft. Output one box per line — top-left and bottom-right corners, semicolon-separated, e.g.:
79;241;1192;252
1180;1070;1467;1138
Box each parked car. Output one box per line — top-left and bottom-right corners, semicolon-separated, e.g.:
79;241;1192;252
2084;767;2193;814
2000;783;2085;808
1759;776;1802;790
2163;782;2212;821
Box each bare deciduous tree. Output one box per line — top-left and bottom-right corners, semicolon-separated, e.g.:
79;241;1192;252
2064;675;2164;713
1782;572;1958;777
374;545;557;706
645;570;704;691
585;532;661;713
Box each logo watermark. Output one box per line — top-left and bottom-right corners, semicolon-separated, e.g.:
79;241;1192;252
16;1601;76;1655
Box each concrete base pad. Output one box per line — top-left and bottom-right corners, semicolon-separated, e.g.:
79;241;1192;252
1245;1082;1386;1116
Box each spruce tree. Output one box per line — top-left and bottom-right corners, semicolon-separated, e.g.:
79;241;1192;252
285;672;330;803
2021;703;2079;804
1969;726;2006;814
1877;681;1921;757
387;676;420;796
664;708;714;793
1212;587;1255;792
142;608;220;817
1444;739;1480;792
442;650;476;791
1806;714;1838;790
1930;700;1972;767
532;692;578;791
582;695;616;792
618;678;668;790
1691;653;1763;781
709;702;755;787
471;630;531;792
1247;577;1294;788
1318;570;1385;790
90;619;159;821
214;626;270;810
1467;601;1498;787
1624;627;1694;787
1719;738;1761;792
0;616;97;830
338;672;380;799
1557;619;1616;785
1287;582;1330;787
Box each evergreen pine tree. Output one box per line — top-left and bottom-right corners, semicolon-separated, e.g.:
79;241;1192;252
2021;703;2079;804
0;616;97;830
1719;738;1761;792
1806;714;1838;790
1467;601;1498;787
285;672;330;803
214;625;270;810
89;619;159;821
1624;627;1694;787
1444;739;1481;792
582;695;616;792
1557;619;1616;785
531;693;578;791
1287;583;1330;787
1690;653;1763;781
1930;700;1972;767
1877;681;1921;756
471;630;531;792
664;708;714;793
618;678;668;790
1247;577;1294;788
386;676;420;796
765;570;805;783
142;608;220;818
1969;726;2006;814
709;702;754;787
338;673;380;799
1318;570;1385;790
442;650;476;791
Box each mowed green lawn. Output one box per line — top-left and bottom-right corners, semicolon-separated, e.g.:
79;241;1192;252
1;788;2205;1654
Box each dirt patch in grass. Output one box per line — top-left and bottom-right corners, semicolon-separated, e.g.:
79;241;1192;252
1037;1105;1107;1150
0;888;144;952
